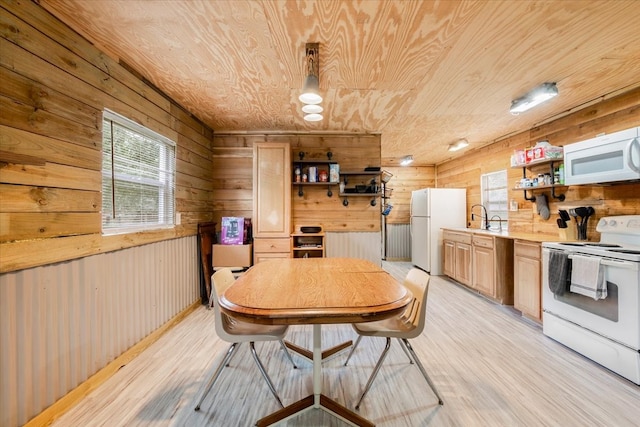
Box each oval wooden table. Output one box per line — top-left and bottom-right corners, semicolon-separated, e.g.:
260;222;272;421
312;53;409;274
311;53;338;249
219;257;413;427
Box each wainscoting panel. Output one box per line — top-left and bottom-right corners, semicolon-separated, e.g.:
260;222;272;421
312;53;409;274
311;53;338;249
0;236;198;427
385;223;411;260
325;231;382;265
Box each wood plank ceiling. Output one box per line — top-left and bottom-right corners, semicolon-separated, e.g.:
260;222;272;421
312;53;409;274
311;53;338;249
40;0;640;165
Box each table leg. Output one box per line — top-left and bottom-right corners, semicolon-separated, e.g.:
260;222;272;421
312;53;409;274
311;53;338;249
255;324;374;427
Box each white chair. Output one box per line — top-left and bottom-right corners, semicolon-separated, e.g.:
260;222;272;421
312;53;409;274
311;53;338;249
344;268;443;409
194;268;297;411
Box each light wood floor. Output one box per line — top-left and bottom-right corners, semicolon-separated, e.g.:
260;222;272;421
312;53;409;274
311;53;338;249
51;262;640;427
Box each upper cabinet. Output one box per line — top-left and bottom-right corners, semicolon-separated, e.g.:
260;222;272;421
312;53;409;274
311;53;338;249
253;142;291;238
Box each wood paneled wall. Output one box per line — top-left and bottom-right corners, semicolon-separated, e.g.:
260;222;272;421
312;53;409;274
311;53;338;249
0;1;215;273
437;87;640;240
212;133;385;232
380;165;436;224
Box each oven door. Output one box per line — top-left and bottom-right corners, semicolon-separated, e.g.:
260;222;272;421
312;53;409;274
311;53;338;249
542;248;640;349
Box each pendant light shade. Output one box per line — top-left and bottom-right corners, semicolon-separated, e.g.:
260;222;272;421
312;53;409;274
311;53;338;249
302;104;323;114
304;113;323;122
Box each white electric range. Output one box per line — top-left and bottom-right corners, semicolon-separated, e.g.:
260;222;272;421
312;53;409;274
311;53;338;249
542;215;640;384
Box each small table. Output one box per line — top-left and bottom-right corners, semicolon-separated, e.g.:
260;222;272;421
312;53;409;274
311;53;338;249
219;257;412;426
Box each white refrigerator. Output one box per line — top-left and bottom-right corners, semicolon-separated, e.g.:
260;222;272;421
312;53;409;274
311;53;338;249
411;188;466;275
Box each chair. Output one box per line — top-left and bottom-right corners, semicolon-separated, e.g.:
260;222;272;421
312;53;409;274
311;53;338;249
194;268;297;411
344;268;443;409
197;222;217;305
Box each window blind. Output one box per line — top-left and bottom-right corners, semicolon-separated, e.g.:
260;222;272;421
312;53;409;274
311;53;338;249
102;109;176;235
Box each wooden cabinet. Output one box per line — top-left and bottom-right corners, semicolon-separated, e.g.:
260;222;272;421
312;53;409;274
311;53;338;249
471;234;514;304
514;240;542;322
291;232;325;258
444;230;514;304
253;142;291;263
442;231;471;286
472;236;495;296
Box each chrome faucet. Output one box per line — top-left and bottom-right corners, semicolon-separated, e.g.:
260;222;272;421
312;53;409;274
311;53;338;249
471;204;490;230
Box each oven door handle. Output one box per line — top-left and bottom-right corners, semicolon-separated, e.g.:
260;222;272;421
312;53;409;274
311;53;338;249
567;255;637;269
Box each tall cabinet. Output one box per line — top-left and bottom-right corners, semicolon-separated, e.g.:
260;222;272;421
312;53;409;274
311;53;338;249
253;142;291;263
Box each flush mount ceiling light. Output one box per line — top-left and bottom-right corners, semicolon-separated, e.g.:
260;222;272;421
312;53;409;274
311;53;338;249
510;82;558;115
448;139;469;152
400;155;414;166
299;43;322;105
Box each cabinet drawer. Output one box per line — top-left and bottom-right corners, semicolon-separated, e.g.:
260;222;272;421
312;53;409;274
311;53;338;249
514;240;541;259
443;231;472;245
254;252;290;264
254;238;290;253
472;235;494;249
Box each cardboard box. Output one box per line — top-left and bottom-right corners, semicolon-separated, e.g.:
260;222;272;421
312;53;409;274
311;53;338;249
213;243;252;267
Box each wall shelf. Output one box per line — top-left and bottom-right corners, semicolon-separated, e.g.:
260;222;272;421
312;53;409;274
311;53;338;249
293;151;339;197
339;170;382;207
512;158;566;202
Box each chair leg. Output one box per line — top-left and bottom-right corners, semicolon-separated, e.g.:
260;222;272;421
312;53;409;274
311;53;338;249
279;340;297;369
343;335;363;366
355;337;392;410
194;342;238;410
224;341;242;367
249;342;285;408
402;338;443;405
397;338;414;364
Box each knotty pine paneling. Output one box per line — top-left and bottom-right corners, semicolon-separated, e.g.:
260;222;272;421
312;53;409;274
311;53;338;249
1;3;214;424
380;166;436;224
212;133;385;233
0;1;215;272
437;88;640;240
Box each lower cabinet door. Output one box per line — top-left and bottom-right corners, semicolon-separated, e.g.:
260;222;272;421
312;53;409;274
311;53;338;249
472;245;494;297
514;254;542;321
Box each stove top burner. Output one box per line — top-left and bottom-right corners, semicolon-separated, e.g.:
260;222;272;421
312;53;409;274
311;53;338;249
606;249;640;255
558;242;623;248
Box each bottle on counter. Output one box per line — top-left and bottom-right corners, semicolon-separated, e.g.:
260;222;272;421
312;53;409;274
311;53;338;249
558;163;565;184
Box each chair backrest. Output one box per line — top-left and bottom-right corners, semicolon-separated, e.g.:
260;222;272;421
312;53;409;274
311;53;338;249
399;268;431;339
211;268;238;342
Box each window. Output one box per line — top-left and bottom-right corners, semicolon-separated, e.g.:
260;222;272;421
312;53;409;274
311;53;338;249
102;109;176;235
481;169;508;230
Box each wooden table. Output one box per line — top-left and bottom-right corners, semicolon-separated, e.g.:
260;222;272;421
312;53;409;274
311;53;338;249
219;257;412;426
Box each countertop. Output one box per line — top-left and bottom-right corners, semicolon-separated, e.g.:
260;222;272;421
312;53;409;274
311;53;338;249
442;227;570;243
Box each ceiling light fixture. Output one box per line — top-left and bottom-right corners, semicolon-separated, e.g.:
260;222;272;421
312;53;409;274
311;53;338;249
448;139;469;152
400;155;414;166
303;113;323;122
302;104;323;114
299;43;322;105
510;82;558;115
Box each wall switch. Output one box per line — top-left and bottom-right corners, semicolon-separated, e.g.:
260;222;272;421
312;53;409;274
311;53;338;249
175;212;181;225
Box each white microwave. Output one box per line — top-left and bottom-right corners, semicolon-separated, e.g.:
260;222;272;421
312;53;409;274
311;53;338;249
563;126;640;185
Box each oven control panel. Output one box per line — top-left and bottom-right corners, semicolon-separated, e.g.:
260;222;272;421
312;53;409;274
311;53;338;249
597;215;640;234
